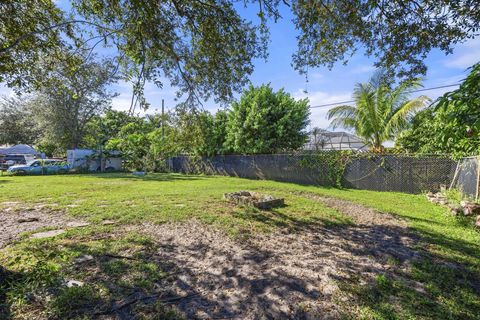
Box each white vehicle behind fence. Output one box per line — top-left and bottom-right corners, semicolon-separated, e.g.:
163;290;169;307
67;149;122;172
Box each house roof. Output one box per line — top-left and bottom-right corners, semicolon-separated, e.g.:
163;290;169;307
304;129;367;151
0;144;38;155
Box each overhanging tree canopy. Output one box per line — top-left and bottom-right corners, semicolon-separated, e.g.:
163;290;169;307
1;1;479;107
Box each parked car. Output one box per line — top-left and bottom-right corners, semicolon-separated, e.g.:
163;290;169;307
7;159;70;175
0;154;35;169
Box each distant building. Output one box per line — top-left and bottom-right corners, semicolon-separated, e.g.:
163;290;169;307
0;144;42;157
303;129;367;151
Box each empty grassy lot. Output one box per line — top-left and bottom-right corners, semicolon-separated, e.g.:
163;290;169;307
0;173;479;319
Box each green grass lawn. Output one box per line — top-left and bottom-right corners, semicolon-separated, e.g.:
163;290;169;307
0;173;479;319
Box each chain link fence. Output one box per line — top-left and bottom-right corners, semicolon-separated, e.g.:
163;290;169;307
169;153;457;194
343;155;456;193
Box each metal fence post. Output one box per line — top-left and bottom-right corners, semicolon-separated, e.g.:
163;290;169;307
476;157;480;202
449;161;460;190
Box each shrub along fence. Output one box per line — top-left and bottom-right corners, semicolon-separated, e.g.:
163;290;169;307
168;153;457;194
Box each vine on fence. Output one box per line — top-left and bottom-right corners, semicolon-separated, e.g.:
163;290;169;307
297;151;354;187
297;151;392;188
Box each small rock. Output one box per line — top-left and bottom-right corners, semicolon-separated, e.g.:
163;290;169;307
476;215;480;228
224;191;284;210
66;280;84;288
460;201;480;216
428;197;439;204
30;229;65;239
435;192;446;199
448;204;463;216
17;217;39;223
74;254;94;264
66;221;90;228
101;220;116;225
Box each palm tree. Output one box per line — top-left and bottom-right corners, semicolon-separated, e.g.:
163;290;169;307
327;71;430;152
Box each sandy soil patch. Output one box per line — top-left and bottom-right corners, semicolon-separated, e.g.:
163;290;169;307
0;204;88;248
131;198;420;319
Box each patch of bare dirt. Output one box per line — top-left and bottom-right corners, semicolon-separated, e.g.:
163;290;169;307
305;194;409;227
131;198;421;320
0;204;87;248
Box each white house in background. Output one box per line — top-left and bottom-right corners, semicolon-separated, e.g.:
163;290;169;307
303;129;367;151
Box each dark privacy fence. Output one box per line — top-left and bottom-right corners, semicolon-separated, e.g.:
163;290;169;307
169;154;457;194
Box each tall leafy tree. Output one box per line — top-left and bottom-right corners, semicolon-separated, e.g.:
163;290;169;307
84;110;139;149
169;104;228;156
397;62;480;157
0;96;41;146
35;54;118;149
327;71;430;151
225;84;310;154
293;0;480;79
2;1;479;103
0;1;74;89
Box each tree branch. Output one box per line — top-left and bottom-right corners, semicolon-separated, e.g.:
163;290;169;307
0;20;115;54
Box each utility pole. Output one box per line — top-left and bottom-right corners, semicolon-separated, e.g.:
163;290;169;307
161;99;165;139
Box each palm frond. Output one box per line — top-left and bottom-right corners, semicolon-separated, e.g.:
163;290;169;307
389;78;423;111
328;117;357;130
327;105;357;120
385;95;430;136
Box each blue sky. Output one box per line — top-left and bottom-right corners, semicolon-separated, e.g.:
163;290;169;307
2;2;479;131
109;4;478;130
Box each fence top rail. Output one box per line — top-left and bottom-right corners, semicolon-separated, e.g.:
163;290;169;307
172;152;456;158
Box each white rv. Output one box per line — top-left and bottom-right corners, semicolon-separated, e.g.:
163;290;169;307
67;149;122;172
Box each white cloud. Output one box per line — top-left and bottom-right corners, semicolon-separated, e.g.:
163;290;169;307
110;80;180;115
444;37;480;69
351;64;376;74
0;85;14;98
293;89;351;106
293;89;352;129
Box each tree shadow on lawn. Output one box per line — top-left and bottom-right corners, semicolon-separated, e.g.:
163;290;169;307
231;205;352;232
1;216;480;319
139;220;480;319
87;172;213;182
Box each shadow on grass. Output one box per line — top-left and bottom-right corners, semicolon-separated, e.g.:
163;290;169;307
0;266;14;319
1;208;479;319
229;202;352;233
87;172;214;182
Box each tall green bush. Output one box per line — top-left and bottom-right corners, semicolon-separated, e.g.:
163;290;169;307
397;62;480;158
225;84;310;154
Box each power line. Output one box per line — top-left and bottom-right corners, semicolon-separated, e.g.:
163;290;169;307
309;83;461;109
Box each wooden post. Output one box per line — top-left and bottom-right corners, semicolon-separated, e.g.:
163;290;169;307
476;158;480;202
449;161;460;190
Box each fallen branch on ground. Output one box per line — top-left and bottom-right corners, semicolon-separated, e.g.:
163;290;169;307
94;292;200;315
